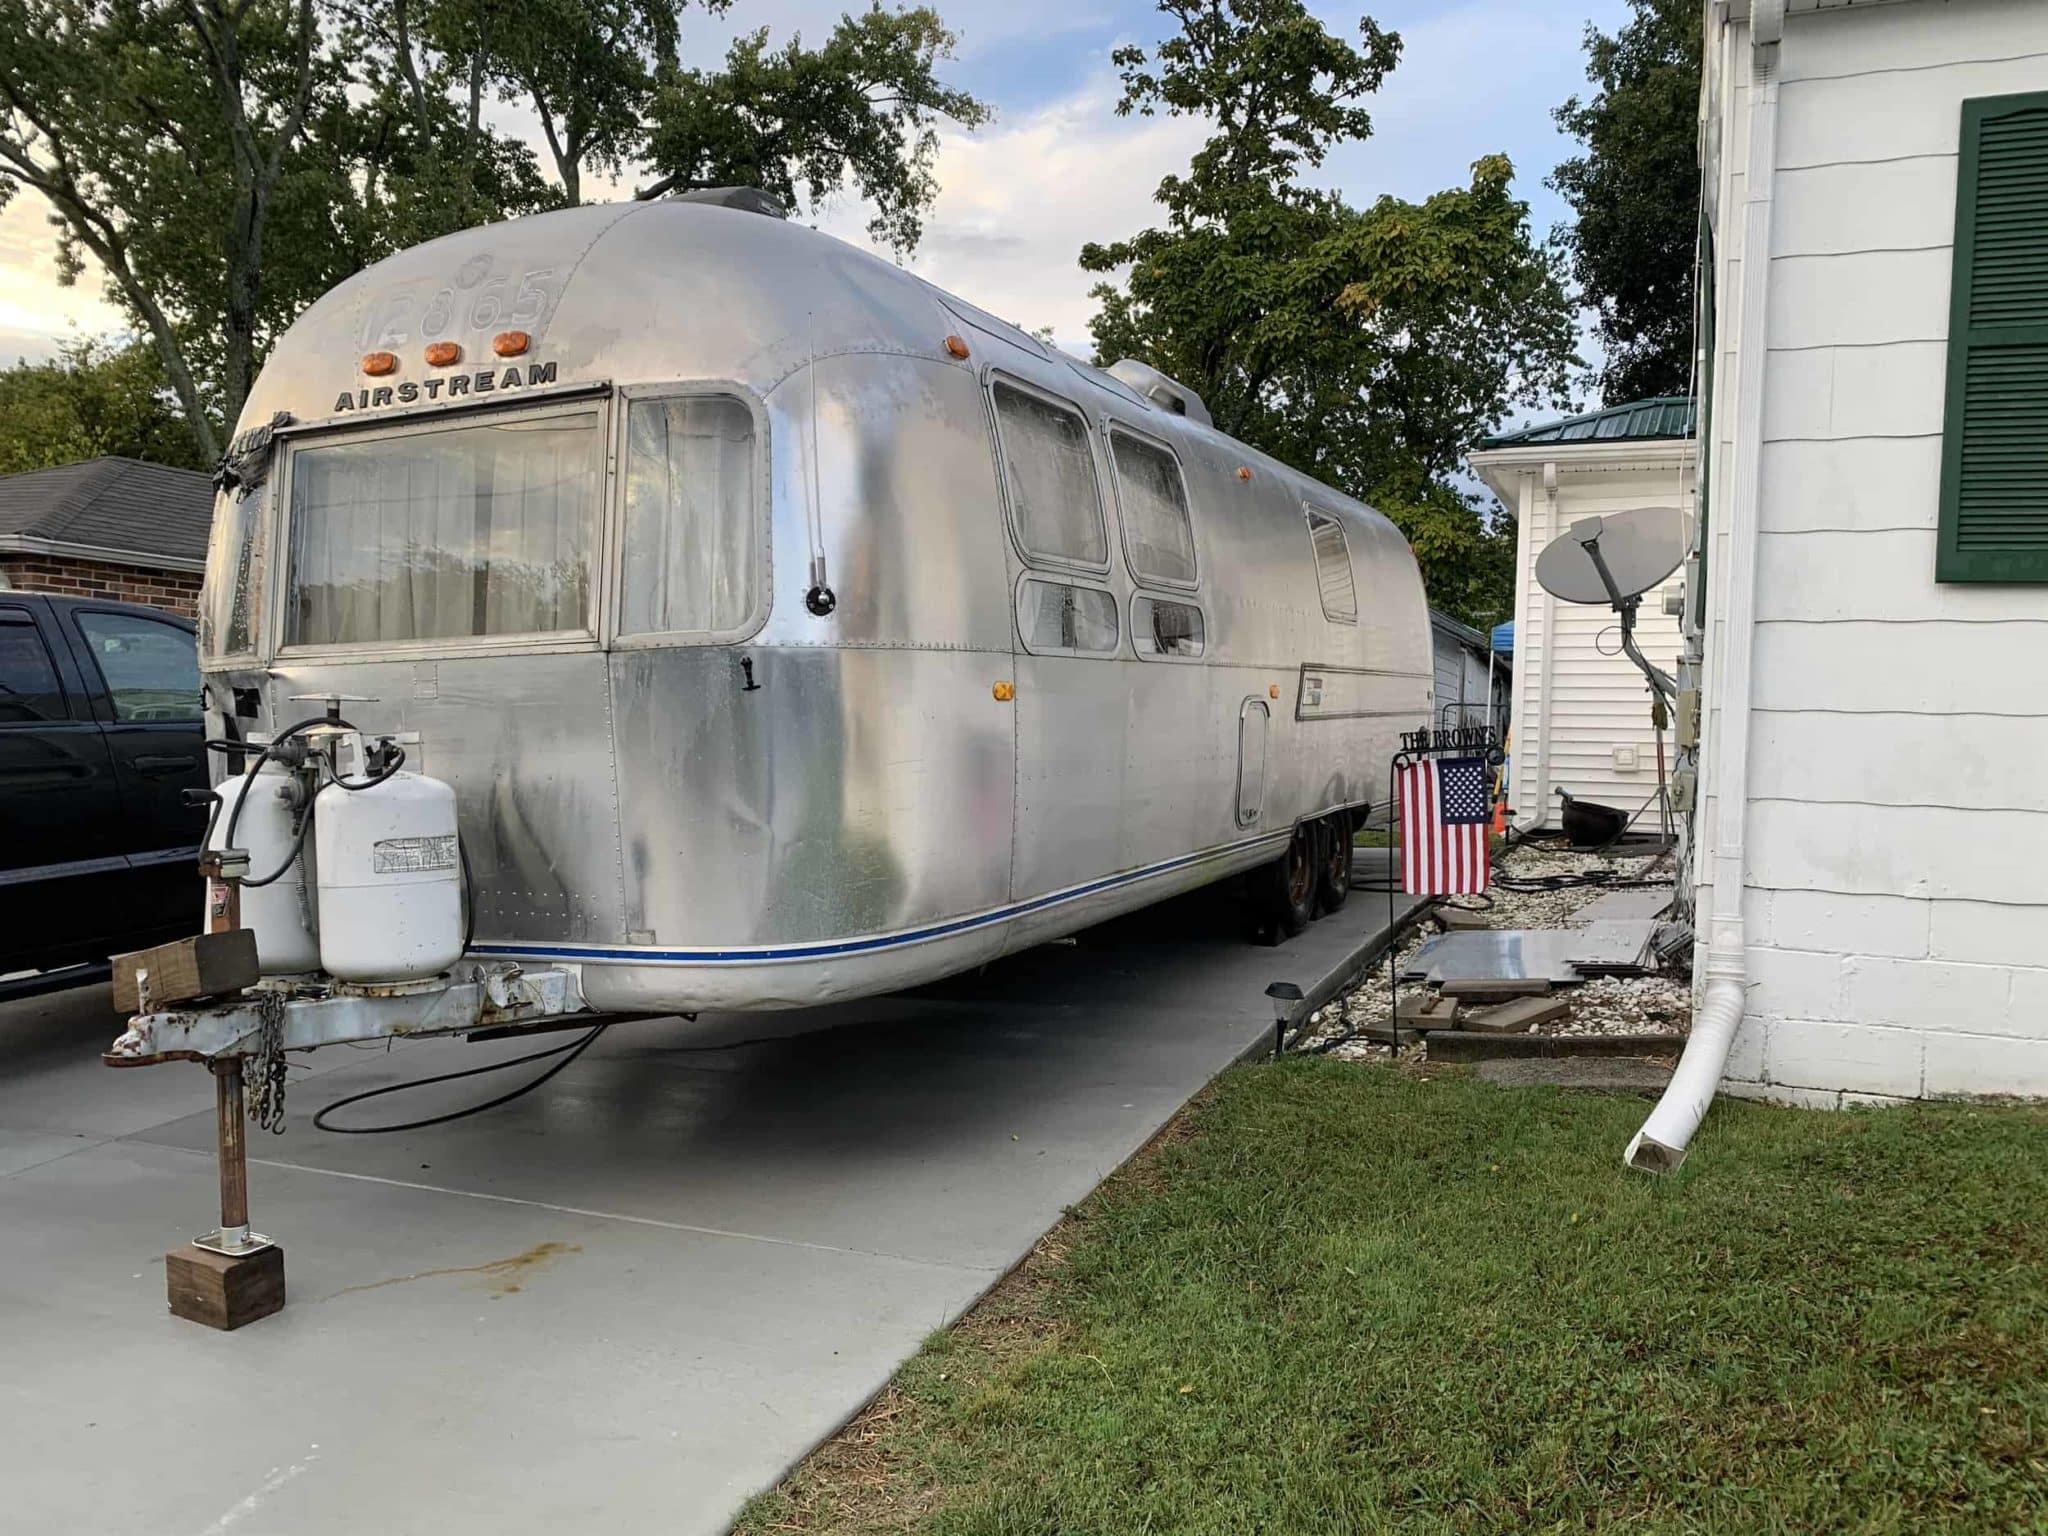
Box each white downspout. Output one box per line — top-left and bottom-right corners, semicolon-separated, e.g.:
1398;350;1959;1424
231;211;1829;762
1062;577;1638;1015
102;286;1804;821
1532;460;1559;827
1627;2;1781;1173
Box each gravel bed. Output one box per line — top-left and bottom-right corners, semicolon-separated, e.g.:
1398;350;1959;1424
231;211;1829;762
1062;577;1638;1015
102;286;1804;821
1295;839;1692;1063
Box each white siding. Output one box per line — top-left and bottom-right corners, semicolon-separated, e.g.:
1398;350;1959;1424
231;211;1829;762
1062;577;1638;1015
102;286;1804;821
1700;0;2048;1102
1494;457;1692;829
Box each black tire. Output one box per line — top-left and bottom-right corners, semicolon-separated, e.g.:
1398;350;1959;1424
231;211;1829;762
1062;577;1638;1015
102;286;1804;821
1248;822;1318;944
1315;811;1353;915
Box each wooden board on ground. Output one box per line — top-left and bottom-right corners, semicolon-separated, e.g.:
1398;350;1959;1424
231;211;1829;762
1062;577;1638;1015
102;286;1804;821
1461;995;1572;1034
1438;977;1551;1001
110;930;259;1014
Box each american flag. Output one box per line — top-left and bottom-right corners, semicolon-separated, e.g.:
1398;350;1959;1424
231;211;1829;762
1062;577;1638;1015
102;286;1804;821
1398;755;1492;894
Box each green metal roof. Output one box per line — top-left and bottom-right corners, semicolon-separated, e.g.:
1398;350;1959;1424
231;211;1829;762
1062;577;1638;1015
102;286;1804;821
1477;396;1695;449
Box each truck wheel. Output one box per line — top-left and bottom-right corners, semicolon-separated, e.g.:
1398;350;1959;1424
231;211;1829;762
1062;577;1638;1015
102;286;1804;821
1315;812;1353;915
1249;823;1318;944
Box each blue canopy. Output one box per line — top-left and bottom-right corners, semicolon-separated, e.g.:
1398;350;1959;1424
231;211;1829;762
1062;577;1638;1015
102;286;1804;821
1491;621;1514;655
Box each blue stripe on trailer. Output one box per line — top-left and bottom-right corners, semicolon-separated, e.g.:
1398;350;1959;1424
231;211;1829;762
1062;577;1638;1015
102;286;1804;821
470;833;1290;966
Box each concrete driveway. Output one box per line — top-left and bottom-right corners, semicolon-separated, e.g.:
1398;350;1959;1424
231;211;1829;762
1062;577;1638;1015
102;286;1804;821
1;872;1417;1534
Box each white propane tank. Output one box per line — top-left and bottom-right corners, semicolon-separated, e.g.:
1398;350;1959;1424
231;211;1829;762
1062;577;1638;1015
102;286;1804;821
207;761;320;975
313;755;465;984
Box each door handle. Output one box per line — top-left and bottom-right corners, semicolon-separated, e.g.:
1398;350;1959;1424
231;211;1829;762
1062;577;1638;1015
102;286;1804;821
135;754;197;776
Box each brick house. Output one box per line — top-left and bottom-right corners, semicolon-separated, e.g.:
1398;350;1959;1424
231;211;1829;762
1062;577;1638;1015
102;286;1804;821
0;457;210;617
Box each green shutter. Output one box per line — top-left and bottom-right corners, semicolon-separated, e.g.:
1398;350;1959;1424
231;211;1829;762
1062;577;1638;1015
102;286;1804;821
1939;92;2048;583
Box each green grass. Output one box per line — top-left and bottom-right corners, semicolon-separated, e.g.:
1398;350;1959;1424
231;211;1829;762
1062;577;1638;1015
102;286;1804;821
738;1063;2048;1535
1353;827;1392;847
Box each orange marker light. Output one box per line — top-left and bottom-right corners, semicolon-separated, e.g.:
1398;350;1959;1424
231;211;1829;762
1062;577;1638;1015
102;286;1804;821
944;334;972;360
361;351;398;377
992;680;1015;702
1236;466;1253;481
1269;684;1280;699
424;341;462;367
493;330;531;358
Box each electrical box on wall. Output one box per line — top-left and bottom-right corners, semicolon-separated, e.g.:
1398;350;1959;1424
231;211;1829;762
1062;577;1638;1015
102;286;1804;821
1676;688;1701;749
1613;744;1640;772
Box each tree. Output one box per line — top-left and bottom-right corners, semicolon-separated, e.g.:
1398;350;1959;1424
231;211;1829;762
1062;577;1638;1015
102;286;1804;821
0;0;547;463
1550;0;1702;403
1;0;986;468
427;0;680;206
640;3;990;251
0;337;210;474
1082;0;1577;626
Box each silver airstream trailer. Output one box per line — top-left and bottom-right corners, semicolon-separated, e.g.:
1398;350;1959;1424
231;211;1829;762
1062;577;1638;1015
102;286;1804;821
119;190;1431;1057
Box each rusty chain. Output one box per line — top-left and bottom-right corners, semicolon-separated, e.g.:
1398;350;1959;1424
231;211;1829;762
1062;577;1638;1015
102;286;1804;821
247;989;289;1135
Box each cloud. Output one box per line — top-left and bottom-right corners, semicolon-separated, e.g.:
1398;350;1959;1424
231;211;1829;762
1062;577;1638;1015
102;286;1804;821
810;73;1204;353
0;190;126;361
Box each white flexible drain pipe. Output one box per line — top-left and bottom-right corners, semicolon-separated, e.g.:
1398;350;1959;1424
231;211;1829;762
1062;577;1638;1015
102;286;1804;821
1627;4;1781;1173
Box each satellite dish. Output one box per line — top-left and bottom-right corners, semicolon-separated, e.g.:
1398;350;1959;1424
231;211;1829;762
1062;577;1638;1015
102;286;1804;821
1536;506;1687;605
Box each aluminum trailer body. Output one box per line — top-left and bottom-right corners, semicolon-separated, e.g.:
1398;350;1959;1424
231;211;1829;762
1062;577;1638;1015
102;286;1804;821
195;196;1432;1017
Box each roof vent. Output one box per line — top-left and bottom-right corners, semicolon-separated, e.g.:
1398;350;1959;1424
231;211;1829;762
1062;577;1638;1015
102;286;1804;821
1106;359;1212;427
671;186;788;219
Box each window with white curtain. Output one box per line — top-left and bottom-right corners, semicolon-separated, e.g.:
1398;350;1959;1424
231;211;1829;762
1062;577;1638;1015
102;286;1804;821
991;380;1107;567
1110;430;1197;587
285;409;599;647
620;395;760;638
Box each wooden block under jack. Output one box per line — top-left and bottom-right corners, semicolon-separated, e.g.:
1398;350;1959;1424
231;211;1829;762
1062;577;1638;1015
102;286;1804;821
112;929;259;1014
166;1242;285;1330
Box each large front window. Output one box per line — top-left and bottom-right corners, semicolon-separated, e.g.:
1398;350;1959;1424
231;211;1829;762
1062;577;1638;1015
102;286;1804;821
285;408;600;647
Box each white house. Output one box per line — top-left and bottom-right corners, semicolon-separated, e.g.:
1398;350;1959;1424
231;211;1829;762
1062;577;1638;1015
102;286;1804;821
1644;0;2048;1157
1470;400;1694;830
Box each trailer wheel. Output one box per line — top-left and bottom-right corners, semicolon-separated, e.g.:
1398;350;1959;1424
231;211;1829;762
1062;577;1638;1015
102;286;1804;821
1315;812;1353;915
1249;822;1318;943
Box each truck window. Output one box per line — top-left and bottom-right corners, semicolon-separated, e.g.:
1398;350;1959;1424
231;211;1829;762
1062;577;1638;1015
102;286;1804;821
0;609;66;723
1304;508;1358;624
74;611;202;722
991;380;1107;568
1109;430;1197;587
619;394;760;640
285;406;601;647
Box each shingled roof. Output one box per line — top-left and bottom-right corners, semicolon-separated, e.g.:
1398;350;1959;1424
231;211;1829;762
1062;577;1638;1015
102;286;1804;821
1477;396;1696;450
0;457;213;570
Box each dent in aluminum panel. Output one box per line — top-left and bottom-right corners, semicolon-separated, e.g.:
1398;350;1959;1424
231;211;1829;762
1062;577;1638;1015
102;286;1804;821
609;645;1014;947
264;653;622;942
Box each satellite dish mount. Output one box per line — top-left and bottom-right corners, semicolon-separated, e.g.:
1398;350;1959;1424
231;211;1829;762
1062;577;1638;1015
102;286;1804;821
1567;516;1678;703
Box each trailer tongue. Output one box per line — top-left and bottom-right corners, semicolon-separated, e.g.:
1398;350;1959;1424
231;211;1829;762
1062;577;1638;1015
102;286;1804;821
103;701;614;1329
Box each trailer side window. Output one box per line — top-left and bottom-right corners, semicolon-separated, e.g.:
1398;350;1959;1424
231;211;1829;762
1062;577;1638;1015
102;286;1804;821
1304;508;1358;624
1017;578;1119;656
620;395;760;640
286;408;600;647
1109;431;1197;587
991;381;1107;568
1132;595;1204;659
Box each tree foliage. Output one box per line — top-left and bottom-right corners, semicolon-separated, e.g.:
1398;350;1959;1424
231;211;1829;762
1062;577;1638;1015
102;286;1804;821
1550;0;1702;403
1082;0;1576;627
0;338;209;474
642;3;990;251
0;0;550;462
0;0;987;464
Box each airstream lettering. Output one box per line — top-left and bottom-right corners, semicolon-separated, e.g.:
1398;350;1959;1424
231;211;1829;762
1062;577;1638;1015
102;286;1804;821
133;192;1432;1043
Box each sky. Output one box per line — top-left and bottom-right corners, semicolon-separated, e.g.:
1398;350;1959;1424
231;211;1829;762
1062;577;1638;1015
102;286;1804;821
0;0;1630;372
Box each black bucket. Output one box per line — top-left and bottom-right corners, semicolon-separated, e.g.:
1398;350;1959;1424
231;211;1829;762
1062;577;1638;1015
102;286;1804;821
1556;790;1629;849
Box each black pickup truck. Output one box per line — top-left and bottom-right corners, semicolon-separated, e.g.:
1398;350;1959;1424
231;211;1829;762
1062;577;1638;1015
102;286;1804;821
1;593;206;984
